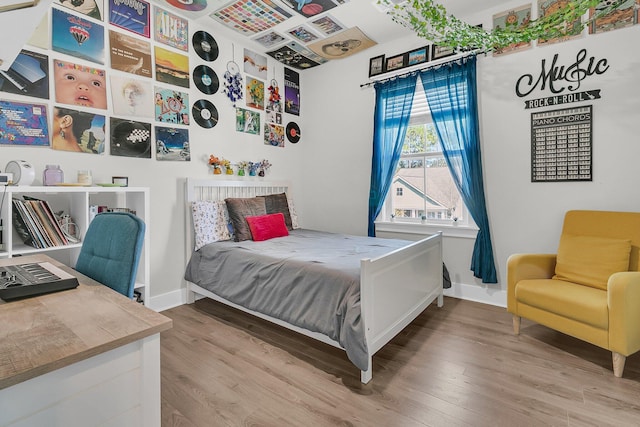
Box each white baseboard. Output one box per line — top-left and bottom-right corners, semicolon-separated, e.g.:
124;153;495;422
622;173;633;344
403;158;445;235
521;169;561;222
147;288;188;312
444;281;507;308
149;282;507;313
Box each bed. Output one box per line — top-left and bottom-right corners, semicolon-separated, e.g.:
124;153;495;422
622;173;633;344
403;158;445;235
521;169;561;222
184;179;443;383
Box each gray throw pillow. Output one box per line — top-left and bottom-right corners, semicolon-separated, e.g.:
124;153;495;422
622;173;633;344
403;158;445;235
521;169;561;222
225;197;267;241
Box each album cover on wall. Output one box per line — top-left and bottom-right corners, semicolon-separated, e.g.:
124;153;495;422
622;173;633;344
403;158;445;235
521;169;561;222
110;75;153;118
589;0;638;34
55;0;103;20
154;6;189;51
109;30;152;77
109;0;150;37
155;86;189;124
53;59;107;109
155;126;190;161
52;8;105;65
51;106;105;154
280;0;336;18
155;46;190;88
0;100;49;146
492;5;533;56
0;50;49;99
110;117;152;158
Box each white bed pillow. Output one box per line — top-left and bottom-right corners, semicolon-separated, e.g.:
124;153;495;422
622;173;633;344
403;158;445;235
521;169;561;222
191;200;232;250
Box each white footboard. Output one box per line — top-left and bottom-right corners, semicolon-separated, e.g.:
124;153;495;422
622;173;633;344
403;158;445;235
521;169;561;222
359;232;443;383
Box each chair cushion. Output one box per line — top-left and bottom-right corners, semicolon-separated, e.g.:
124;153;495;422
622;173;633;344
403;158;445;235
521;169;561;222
515;279;608;330
553;235;631;290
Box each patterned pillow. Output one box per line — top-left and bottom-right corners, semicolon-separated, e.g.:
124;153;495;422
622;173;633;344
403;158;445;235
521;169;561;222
287;197;300;229
191;200;231;250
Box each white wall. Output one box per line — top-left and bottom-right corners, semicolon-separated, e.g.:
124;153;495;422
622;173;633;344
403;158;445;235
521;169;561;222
300;5;640;306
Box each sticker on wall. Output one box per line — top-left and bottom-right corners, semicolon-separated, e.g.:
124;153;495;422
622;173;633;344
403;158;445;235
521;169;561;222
52;106;105;154
110;117;152;158
155;126;190;161
192;99;218;129
193;65;219;95
52;8;105;65
192;30;218;62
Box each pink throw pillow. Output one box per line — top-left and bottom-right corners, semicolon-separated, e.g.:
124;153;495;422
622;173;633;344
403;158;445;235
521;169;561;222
245;213;289;241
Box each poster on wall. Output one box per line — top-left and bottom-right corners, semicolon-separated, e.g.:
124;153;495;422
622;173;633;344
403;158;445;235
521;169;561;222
531;106;593;182
246;77;264;110
309;27;377;60
109;31;152;77
55;0;103;20
280;0;336;18
27;11;50;50
243;49;268;79
53;59;107;109
110;117;152;158
209;0;292;35
287;25;321;44
284;67;300;116
492;5;532;56
264;123;284;147
154;7;189;51
0;100;49;146
589;0;638;34
235;107;260;134
109;0;151;38
252;31;286;48
155;126;190;161
154;46;190;88
154;86;189;124
0;50;49;99
538;0;583;45
51;106;105;154
309;14;345;36
110;75;153;118
52;8;105;65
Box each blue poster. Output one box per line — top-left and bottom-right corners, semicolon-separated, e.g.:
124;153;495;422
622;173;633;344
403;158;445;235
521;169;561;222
0;100;49;146
52;8;105;65
109;0;151;38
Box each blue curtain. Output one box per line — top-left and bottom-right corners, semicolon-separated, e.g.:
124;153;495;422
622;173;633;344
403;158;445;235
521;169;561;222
367;75;418;236
419;56;497;283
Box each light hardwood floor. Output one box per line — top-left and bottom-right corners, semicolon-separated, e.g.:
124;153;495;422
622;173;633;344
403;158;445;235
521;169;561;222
160;297;640;426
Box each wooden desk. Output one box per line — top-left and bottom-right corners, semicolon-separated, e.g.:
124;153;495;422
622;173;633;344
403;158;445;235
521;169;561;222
0;254;172;427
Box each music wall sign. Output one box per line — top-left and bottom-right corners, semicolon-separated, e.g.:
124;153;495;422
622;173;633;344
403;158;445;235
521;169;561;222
515;48;609;182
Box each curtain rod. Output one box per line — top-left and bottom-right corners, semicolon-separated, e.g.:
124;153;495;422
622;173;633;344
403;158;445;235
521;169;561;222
359;50;483;88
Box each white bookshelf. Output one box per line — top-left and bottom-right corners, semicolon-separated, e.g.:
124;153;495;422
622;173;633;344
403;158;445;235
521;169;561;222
0;186;150;304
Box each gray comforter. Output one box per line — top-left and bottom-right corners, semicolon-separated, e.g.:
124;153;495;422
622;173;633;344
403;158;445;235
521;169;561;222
184;229;414;371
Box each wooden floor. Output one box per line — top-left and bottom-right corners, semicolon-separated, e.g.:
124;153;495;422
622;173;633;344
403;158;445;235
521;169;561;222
160;297;640;427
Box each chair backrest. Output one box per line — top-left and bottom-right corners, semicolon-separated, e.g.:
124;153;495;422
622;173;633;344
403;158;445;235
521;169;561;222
75;212;145;298
562;210;640;272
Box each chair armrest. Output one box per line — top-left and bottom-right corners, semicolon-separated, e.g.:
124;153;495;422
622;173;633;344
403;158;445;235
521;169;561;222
608;272;640;356
507;253;557;313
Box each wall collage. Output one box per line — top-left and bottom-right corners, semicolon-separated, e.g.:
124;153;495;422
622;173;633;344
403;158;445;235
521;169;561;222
0;0;303;164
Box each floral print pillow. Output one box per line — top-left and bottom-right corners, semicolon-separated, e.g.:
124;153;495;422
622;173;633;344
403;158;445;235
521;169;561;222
192;200;232;250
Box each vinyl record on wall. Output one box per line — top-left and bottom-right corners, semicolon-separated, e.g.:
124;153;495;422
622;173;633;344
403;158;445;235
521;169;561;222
286;121;300;143
192;30;219;62
192;99;218;129
193;65;219;95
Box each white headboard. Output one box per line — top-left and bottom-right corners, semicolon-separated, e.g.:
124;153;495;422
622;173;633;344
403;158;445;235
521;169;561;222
184;178;292;257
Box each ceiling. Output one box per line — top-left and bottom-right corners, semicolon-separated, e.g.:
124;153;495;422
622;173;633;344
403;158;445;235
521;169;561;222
157;0;512;70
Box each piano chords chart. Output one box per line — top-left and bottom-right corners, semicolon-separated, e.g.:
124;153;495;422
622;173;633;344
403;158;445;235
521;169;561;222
531;106;593;182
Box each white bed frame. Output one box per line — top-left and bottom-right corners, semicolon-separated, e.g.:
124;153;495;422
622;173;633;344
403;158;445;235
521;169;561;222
184;178;444;383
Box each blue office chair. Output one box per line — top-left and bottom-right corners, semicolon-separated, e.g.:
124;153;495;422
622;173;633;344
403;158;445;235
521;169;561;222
75;212;145;299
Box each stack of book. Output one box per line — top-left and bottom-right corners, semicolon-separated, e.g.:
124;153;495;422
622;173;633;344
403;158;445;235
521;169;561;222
12;196;69;248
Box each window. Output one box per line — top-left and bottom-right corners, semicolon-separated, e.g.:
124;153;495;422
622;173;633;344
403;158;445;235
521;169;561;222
382;81;469;226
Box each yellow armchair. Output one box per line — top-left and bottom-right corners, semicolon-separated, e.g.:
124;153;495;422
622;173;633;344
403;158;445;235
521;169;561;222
507;210;640;378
